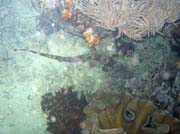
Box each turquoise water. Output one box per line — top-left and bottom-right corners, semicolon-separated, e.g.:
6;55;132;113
0;0;180;134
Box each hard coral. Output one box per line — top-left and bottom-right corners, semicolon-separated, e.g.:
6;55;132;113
81;91;180;134
151;111;180;134
41;87;88;134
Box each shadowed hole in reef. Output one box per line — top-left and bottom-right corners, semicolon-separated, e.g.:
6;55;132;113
124;107;135;121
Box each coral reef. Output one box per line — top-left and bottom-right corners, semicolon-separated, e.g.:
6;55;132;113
61;9;73;20
32;0;105;46
83;27;101;47
114;38;135;57
81;91;180;134
41;87;88;134
171;20;180;44
13;34;179;115
60;0;73;20
151;111;180;134
2;1;180;134
162;19;180;57
76;0;180;40
64;0;73;9
34;0;75;35
167;20;180;57
124;67;179;112
35;5;62;35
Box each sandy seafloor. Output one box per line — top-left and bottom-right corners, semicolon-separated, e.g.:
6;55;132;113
0;0;105;133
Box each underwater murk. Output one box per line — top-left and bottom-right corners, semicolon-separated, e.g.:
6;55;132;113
0;0;180;134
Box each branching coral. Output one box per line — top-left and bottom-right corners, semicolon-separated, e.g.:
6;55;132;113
81;91;180;134
76;0;180;40
41;87;88;134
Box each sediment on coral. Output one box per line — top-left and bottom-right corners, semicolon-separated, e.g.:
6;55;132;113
41;87;88;134
76;0;180;40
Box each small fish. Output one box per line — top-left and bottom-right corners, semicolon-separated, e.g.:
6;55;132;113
13;48;92;62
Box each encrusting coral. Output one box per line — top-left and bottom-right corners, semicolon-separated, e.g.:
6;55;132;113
60;0;73;20
83;27;101;47
81;90;180;134
61;9;73;20
76;0;180;40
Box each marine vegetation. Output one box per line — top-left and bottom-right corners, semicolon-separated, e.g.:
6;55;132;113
81;90;180;134
76;0;180;40
32;0;180;46
41;86;88;134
